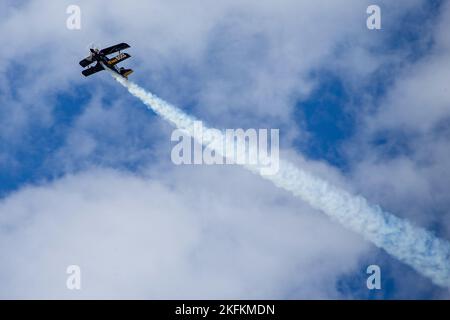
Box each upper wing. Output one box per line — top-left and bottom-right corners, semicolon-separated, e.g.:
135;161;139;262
99;43;130;56
81;62;104;77
79;56;94;67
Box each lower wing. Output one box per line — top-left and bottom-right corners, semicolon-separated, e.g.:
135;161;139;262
81;63;104;77
79;56;94;68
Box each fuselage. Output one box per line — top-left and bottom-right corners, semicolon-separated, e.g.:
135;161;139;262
89;49;121;74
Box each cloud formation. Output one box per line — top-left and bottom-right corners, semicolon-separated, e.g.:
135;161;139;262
0;0;449;298
0;167;368;299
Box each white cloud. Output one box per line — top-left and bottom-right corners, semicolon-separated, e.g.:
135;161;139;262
0;166;368;299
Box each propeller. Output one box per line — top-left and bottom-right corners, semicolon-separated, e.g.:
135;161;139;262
85;42;101;51
84;42;102;61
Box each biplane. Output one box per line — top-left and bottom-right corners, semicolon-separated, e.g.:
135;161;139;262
79;43;133;79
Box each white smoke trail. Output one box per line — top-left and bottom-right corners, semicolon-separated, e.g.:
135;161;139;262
109;71;450;288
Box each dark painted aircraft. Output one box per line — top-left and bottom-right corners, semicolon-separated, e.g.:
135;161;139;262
79;43;133;79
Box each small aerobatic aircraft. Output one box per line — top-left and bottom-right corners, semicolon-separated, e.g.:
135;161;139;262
79;42;133;79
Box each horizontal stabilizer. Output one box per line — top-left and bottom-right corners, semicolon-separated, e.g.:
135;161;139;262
120;68;133;79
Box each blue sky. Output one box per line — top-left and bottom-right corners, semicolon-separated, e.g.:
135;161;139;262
0;0;449;299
